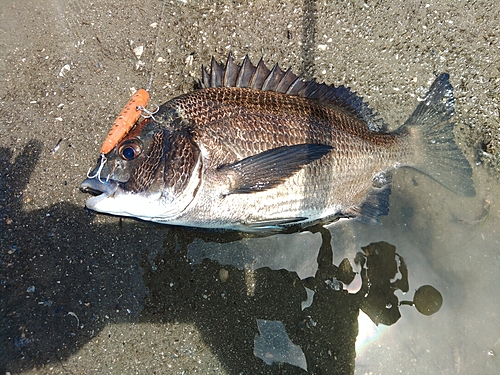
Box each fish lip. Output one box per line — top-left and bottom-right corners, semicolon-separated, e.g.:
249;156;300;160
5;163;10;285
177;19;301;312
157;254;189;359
80;177;119;209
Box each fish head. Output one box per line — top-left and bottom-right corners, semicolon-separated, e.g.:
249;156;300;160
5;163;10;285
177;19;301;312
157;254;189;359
80;115;202;222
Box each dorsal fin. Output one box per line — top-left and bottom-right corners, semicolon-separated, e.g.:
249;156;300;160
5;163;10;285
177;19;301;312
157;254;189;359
200;53;388;132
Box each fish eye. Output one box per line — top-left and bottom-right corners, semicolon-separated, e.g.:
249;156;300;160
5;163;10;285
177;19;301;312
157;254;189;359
118;139;143;161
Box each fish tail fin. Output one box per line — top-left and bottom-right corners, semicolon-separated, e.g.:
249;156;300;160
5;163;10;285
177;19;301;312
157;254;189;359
402;73;475;197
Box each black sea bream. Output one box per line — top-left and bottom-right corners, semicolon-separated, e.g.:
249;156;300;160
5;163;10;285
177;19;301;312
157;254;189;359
81;55;475;232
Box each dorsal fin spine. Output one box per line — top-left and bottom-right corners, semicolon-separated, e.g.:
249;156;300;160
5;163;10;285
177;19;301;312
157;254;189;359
276;68;295;93
286;77;307;95
223;53;238;87
199;54;388;132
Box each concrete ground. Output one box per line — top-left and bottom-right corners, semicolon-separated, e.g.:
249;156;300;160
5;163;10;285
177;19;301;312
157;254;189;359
1;1;499;374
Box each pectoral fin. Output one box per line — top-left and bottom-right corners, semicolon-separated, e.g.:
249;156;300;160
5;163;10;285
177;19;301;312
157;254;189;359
218;144;333;195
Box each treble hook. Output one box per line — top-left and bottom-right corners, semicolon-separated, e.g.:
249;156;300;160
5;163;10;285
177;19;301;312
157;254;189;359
137;104;159;121
86;153;108;183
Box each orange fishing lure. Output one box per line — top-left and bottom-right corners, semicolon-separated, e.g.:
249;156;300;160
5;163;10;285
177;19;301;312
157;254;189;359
100;88;150;154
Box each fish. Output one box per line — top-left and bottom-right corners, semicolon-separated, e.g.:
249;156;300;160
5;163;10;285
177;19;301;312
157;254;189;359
80;54;475;232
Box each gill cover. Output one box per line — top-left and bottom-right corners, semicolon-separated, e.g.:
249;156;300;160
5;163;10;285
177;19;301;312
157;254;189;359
83;112;203;222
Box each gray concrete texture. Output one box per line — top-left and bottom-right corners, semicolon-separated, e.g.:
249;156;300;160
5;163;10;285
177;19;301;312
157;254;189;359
1;1;499;374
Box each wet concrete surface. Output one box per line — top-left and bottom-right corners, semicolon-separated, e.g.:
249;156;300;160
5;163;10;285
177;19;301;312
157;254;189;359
1;0;500;374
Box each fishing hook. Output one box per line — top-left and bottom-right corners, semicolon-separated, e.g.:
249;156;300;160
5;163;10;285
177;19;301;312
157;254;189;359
137;104;159;121
86;153;108;183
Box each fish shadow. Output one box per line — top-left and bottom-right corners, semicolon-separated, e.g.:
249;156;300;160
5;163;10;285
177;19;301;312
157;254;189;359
1;142;412;374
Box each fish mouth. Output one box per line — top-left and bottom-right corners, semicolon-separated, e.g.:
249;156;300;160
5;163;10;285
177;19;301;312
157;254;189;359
80;177;119;209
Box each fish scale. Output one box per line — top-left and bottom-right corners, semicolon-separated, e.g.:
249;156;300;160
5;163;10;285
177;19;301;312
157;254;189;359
81;55;475;233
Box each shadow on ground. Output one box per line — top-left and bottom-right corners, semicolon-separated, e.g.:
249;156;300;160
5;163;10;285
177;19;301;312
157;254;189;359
0;142;163;372
1;142;418;374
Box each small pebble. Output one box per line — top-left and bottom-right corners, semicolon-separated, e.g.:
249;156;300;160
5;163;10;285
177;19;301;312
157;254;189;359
218;268;229;283
133;45;144;59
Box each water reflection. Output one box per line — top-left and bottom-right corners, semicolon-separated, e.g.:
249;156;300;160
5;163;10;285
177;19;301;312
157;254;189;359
254;319;308;371
141;225;442;373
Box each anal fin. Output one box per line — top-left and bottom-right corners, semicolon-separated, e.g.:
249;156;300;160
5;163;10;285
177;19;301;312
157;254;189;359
345;183;392;224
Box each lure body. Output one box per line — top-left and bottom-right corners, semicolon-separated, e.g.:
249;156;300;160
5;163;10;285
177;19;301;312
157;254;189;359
100;89;150;154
